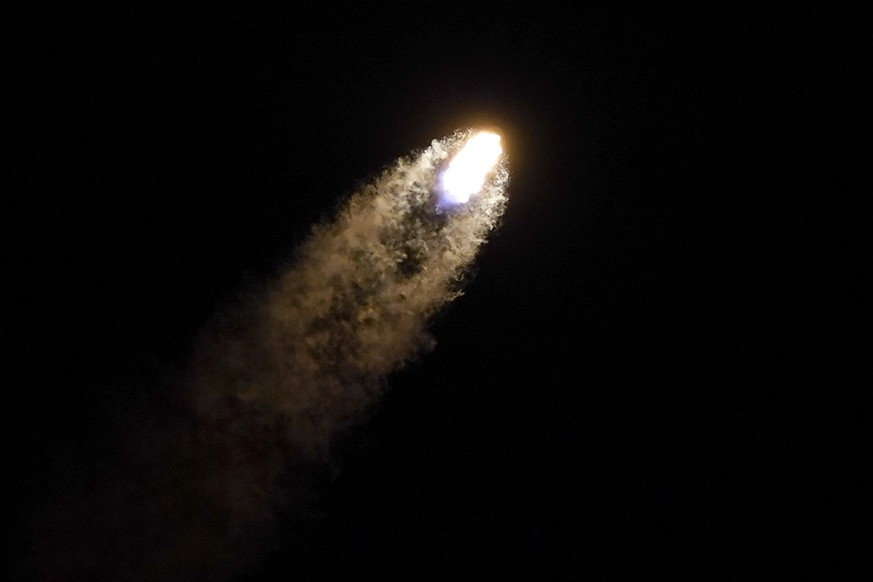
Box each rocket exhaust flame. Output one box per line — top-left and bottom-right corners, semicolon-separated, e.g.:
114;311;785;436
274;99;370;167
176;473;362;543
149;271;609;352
32;129;509;580
439;131;504;205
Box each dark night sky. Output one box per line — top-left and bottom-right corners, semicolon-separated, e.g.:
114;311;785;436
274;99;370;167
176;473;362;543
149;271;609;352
10;3;864;579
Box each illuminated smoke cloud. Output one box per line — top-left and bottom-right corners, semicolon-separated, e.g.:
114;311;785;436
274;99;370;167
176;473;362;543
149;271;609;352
31;129;508;580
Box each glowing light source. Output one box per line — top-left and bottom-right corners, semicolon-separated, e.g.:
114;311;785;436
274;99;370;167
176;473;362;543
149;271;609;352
439;131;503;204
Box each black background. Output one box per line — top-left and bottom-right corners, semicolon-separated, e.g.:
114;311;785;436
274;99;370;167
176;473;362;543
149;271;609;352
11;3;864;579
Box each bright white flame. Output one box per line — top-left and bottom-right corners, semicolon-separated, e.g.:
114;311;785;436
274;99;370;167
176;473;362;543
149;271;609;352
439;132;503;204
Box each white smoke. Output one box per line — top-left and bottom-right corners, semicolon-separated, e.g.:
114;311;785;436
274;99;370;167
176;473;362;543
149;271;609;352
30;129;508;580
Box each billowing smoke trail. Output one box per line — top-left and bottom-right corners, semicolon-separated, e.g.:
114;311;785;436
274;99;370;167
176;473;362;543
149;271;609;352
192;129;507;457
31;129;508;580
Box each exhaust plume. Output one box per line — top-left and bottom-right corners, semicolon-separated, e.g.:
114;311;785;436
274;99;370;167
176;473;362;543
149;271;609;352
30;129;508;580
